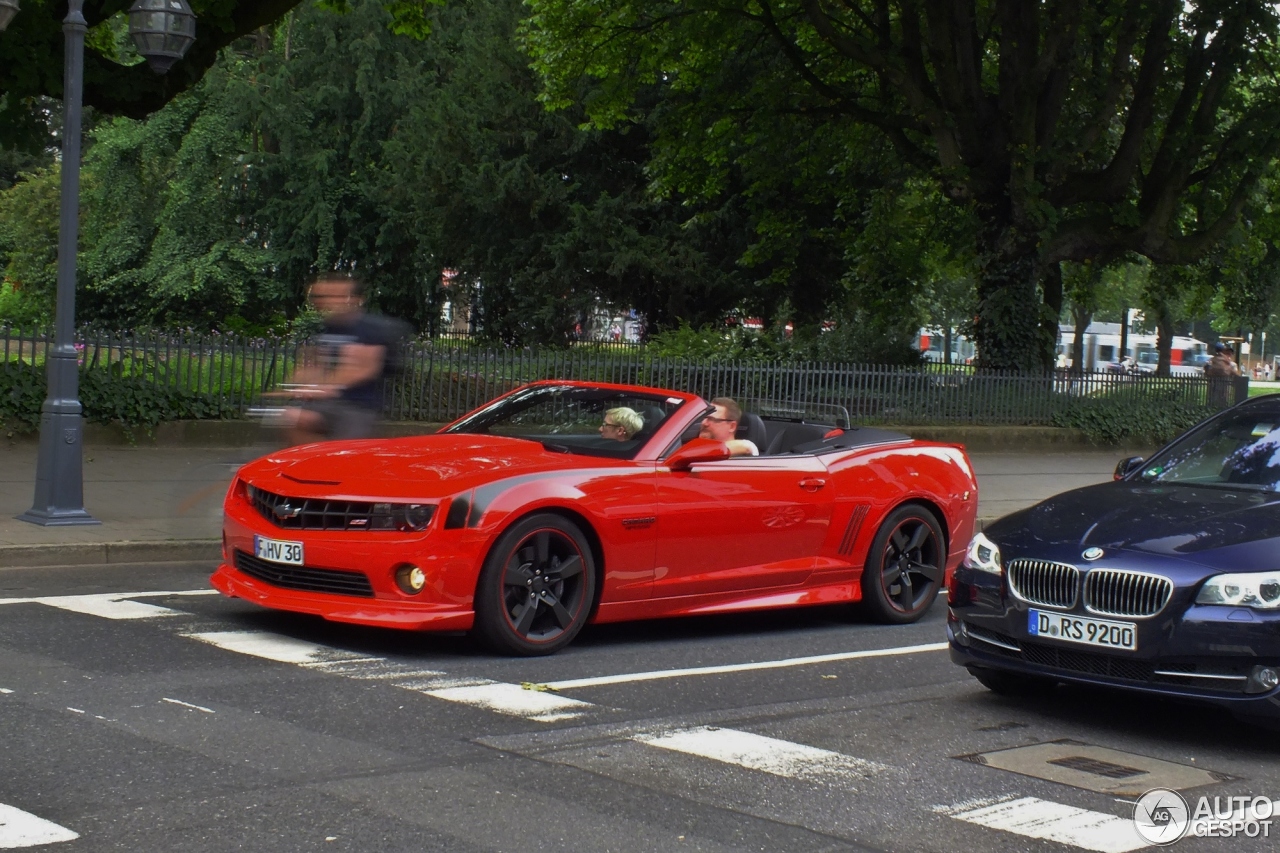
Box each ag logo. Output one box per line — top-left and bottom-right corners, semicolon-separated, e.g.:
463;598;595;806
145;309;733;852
1133;787;1189;845
1082;547;1104;561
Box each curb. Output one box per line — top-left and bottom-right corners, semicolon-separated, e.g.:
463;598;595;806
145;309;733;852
4;419;443;447
0;539;221;569
4;419;1106;450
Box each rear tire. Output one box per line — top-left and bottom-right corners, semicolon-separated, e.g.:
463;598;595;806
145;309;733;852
860;504;945;624
472;513;596;656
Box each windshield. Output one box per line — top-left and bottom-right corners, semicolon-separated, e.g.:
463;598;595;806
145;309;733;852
442;385;684;459
1138;405;1280;491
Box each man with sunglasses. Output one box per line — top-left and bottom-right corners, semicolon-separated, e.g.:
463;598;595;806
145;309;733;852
697;397;759;456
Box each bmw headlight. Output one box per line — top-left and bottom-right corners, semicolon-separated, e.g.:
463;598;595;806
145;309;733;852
962;531;1002;575
1195;573;1280;609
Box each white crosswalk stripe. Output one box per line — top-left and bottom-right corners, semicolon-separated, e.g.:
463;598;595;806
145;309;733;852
634;725;887;782
935;796;1149;852
0;803;78;849
3;590;1220;852
184;628;596;722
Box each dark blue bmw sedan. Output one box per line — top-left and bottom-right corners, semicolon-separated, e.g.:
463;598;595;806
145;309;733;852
949;395;1280;725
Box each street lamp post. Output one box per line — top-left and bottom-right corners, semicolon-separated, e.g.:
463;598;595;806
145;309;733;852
3;0;196;526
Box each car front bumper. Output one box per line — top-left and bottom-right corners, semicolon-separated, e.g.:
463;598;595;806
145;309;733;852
212;483;485;632
947;566;1280;719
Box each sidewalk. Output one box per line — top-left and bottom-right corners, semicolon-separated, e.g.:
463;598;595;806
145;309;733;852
0;440;1151;569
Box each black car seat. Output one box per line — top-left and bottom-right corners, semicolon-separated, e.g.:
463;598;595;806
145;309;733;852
735;412;768;453
765;422;830;455
632;406;668;441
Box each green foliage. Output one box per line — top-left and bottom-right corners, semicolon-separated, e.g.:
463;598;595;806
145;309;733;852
0;361;240;434
645;324;788;362
0;281;47;327
0;164;59;318
1051;398;1216;447
524;1;1280;370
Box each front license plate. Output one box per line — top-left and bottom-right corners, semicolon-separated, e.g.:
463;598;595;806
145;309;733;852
1028;609;1136;651
254;535;303;566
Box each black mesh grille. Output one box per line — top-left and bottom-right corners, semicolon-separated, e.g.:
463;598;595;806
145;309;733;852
234;550;375;597
1021;641;1155;682
249;487;378;531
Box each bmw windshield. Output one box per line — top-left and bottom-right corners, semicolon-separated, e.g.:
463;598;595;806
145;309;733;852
442;385;683;459
1138;402;1280;492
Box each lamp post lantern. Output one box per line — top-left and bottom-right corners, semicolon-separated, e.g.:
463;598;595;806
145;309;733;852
128;0;197;74
0;1;19;32
7;1;195;527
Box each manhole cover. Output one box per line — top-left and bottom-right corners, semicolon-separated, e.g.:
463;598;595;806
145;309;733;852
955;739;1235;796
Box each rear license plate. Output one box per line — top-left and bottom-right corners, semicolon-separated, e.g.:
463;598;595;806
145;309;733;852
254;535;303;566
1028;609;1136;651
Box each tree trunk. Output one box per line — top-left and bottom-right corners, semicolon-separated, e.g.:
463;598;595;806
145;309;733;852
943;326;953;365
1119;307;1129;364
1156;309;1175;377
973;222;1054;372
1071;304;1092;376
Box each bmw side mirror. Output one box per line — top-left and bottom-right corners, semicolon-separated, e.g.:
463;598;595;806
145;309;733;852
666;439;732;472
1114;456;1145;480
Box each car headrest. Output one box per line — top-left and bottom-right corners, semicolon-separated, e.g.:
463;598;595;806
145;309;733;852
735;412;767;450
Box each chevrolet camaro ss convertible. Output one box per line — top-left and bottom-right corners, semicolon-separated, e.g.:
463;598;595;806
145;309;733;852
213;381;979;655
950;395;1280;724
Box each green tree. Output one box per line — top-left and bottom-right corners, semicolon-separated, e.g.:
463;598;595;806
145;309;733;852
525;1;1280;370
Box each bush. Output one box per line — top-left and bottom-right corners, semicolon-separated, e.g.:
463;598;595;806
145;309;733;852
646;324;790;362
1;362;239;434
1051;397;1215;446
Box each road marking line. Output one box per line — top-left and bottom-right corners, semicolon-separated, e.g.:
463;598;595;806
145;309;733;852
424;683;592;723
0;589;216;606
935;796;1147;852
0;689;11;694
162;698;215;714
33;594;182;620
185;630;594;722
544;642;948;690
633;726;887;782
0;803;79;848
184;630;365;665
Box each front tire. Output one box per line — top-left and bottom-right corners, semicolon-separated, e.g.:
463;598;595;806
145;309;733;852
860;504;945;624
473;513;596;656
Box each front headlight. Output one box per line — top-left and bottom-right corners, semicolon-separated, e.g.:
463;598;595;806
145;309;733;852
370;503;437;532
962;531;1002;575
1195;573;1280;609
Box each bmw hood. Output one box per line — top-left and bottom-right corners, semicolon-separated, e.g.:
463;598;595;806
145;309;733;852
237;434;621;500
985;481;1280;571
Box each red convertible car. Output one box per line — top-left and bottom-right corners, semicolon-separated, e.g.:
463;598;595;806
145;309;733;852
212;381;978;654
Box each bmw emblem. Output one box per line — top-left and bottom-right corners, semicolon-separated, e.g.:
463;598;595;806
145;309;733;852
1082;547;1104;561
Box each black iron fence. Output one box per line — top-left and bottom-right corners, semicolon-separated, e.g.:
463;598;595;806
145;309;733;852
1;325;1246;426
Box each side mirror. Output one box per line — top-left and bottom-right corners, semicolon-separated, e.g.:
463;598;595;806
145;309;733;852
1114;456;1145;480
666;439;732;472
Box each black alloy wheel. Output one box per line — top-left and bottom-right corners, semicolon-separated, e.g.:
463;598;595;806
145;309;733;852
473;513;596;655
860;504;945;624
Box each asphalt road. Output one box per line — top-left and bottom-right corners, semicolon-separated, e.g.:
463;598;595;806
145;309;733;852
1;562;1277;852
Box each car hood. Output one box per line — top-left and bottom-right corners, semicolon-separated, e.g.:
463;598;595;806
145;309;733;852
238;434;621;500
986;481;1280;571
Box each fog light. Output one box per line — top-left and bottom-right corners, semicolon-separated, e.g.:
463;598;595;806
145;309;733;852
1246;665;1280;694
394;564;427;594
